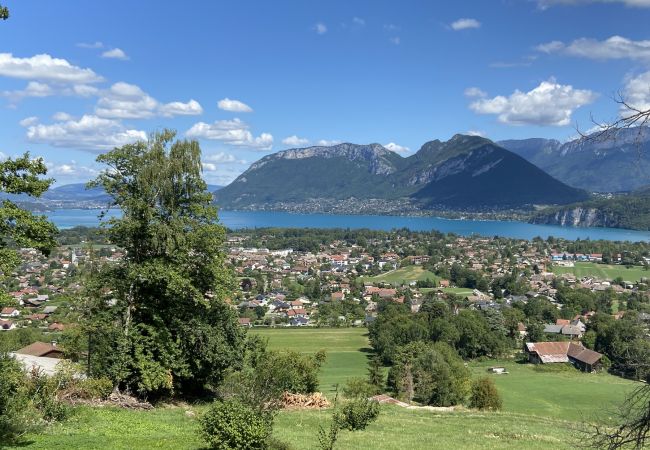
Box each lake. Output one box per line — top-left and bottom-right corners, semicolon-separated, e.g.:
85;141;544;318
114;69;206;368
43;208;650;242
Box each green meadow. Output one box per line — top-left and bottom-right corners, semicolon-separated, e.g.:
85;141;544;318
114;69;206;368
21;328;639;450
552;261;649;282
365;265;439;285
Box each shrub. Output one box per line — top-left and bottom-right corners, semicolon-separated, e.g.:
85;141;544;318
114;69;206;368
64;377;114;400
342;377;377;399
200;399;272;450
337;398;380;431
468;377;502;411
0;353;36;442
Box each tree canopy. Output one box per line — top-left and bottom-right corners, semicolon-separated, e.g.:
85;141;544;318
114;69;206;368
82;130;244;397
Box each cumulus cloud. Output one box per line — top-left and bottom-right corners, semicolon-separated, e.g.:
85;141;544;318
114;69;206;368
217;98;253;113
24;114;147;152
468;79;597;126
0;53;103;84
623;71;650;113
314;23;327;34
95;82;202;119
2;81;54;102
45;160;99;178
389;37;401;45
19;116;39;127
95;82;158;119
538;0;650;9
450;18;481;30
101;48;129;60
186;118;273;150
204;152;247;164
282;135;310;146
384;142;410;154
352;17;365;25
52;112;73;121
536;36;650;61
159;99;203;116
467;130;486;137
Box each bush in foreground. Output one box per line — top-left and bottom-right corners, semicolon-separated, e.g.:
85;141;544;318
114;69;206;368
200;399;272;450
468;377;502;411
338;398;380;431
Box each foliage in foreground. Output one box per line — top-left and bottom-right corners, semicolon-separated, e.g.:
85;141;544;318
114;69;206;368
80;130;245;398
318;397;381;450
200;399;272;450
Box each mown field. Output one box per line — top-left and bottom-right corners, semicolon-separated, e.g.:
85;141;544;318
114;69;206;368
365;266;439;285
21;328;639;450
552;261;649;282
250;328;371;394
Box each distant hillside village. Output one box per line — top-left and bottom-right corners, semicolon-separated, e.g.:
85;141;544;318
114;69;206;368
2;228;650;376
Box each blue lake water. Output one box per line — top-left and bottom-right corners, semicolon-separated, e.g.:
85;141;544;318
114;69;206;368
43;208;650;242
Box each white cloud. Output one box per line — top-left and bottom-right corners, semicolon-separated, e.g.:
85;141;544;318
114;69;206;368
159;99;203;116
52;112;73;121
623;71;650;113
314;23;327;34
464;87;487;98
202;162;218;172
95;82;158;119
186;118;273;150
450;18;481;31
24;114;147;152
76;41;104;49
282;135;310;146
45;160;99;178
217;98;253;113
101;48;129;60
95;82;201;119
384;142;410;154
469;79;597;126
537;36;650;61
467;130;486;137
0;53;103;84
316;139;342;146
2;81;54;101
69;84;99;97
352;17;365;26
536;41;565;53
204;152;247;164
538;0;650;9
19;116;39;127
389;37;401;45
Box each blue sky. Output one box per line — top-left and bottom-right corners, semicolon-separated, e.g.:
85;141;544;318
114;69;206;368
1;0;650;186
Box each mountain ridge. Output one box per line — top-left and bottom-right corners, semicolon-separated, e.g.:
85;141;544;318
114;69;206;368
215;135;588;212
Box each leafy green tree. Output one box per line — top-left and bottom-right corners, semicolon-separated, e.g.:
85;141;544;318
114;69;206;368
0;3;8;20
200;399;272;450
82;130;244;397
387;341;470;406
0;153;57;275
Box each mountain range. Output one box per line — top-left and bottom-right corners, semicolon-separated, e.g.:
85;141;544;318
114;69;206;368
498;127;650;192
215;135;588;212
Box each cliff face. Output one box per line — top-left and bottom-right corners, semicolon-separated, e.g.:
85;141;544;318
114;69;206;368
530;207;620;228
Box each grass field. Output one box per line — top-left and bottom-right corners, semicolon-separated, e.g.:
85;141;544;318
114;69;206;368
365;266;439;285
250;328;371;394
420;287;475;296
20;328;640;449
552;262;649;282
24;405;584;450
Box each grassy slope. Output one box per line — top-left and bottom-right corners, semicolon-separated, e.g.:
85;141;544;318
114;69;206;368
23;328;639;450
26;405;581;450
365;266;439;285
552;262;649;282
251;328;371;394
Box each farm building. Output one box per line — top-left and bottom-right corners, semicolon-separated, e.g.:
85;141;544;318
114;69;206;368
525;342;603;372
